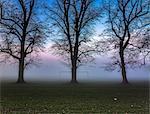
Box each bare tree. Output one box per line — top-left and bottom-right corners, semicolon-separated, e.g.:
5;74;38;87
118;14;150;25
0;0;45;83
45;0;100;83
98;0;149;84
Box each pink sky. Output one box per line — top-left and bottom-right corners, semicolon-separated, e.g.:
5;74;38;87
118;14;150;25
0;50;149;83
0;22;149;83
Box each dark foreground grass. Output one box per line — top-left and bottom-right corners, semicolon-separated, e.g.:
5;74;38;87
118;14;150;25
0;82;149;114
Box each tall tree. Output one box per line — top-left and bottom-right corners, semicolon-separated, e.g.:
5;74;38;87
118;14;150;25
45;0;100;83
0;0;45;83
98;0;149;84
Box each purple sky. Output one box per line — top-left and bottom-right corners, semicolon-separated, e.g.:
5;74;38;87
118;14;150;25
0;52;149;83
0;24;149;83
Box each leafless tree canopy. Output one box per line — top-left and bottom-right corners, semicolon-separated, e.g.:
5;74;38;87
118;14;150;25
45;0;101;83
98;0;149;84
0;0;45;83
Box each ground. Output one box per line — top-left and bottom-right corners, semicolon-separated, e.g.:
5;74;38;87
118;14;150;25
0;81;149;114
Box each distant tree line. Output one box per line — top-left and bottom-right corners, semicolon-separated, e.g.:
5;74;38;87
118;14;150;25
0;0;149;84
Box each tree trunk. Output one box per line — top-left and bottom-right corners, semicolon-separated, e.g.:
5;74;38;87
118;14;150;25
17;58;25;83
120;50;129;84
71;64;78;84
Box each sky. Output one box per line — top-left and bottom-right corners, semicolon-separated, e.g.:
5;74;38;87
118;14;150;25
0;0;149;83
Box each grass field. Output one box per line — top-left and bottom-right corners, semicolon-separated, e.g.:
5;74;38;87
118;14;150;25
0;82;149;114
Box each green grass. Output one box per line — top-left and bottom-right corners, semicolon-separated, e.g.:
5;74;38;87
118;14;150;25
0;82;149;114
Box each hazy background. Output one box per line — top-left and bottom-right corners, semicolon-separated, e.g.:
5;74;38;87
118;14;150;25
0;52;149;83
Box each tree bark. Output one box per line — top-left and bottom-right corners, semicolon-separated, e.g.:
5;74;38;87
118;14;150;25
17;59;25;83
17;42;25;83
71;61;78;84
119;49;129;84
